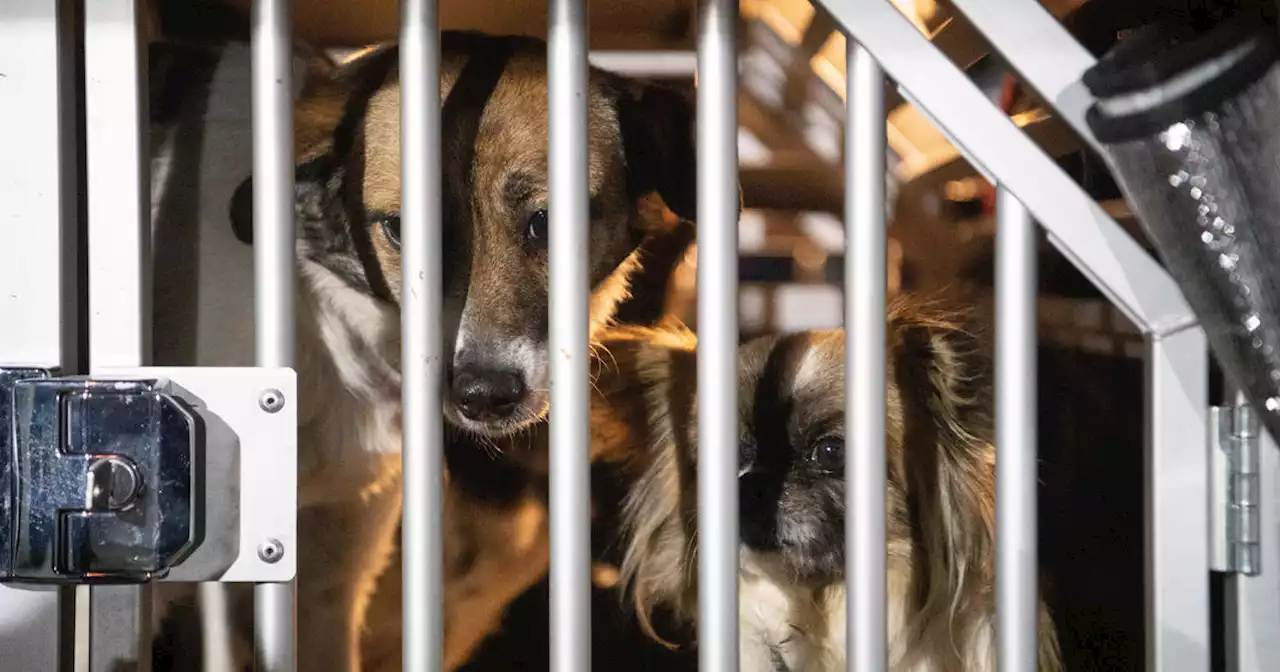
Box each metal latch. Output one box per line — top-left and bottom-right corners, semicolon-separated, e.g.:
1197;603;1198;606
0;367;203;584
1210;403;1261;576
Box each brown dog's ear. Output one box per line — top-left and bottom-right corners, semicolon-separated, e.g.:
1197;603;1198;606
228;45;384;246
612;78;742;226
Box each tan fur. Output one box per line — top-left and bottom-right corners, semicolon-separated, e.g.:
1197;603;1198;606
602;295;1064;671
355;321;699;669
356;51;675;310
360;485;551;671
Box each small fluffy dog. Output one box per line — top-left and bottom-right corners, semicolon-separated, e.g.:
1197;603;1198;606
592;297;1063;671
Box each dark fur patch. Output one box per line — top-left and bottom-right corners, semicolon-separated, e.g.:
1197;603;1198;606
612;220;696;326
443;429;540;508
340;129;397;300
746;333;808;468
606;76;699;223
432;36;530;315
439;38;518;268
740;334;806;555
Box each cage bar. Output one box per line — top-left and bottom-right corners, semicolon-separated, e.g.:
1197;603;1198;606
83;1;154;668
251;0;298;669
399;0;445;670
548;0;594;669
586;51;697;77
945;0;1102;157
844;40;888;672
696;1;741;670
85;0;151;368
0;0;81;669
995;187;1038;671
85;0;151;370
1145;328;1210;672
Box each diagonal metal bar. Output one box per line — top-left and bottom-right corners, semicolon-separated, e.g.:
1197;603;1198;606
946;0;1104;157
816;0;1195;337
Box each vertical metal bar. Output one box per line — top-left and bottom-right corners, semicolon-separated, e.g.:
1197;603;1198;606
995;187;1037;671
0;0;81;669
548;0;592;669
83;1;153;669
844;40;887;672
400;0;444;670
251;0;297;669
85;0;151;368
697;1;740;671
0;3;81;369
199;582;237;672
1145;327;1210;672
86;588;154;672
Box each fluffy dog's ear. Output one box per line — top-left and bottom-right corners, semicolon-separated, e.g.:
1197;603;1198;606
612;78;743;226
889;300;996;647
899;317;992;435
588;328;700;644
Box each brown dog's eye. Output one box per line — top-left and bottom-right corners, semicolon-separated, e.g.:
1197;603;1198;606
379;215;402;250
524;210;548;245
809;438;845;473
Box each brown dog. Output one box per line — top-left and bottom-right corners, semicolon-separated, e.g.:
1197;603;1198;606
222;31;709;671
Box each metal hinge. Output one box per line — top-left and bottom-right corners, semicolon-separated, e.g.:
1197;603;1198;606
1210;403;1262;576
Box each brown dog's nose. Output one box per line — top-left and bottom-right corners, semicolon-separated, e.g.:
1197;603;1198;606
452;367;527;420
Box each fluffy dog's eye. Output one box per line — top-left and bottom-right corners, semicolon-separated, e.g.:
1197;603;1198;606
379;215;402;250
809;438;845;473
525;210;549;245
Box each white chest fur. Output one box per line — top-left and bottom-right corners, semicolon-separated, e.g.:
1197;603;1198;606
736;551;993;672
738;554;848;672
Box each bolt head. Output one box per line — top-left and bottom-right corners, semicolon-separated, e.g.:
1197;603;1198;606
259;388;285;413
258;538;284;564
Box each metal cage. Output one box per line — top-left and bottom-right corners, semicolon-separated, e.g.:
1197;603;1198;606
1;0;1277;671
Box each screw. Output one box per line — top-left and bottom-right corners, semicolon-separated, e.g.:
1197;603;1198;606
258;538;284;564
259;388;285;413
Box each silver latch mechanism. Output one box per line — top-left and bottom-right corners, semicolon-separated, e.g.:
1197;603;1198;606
0;365;297;586
0;368;204;584
1210;403;1261;576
